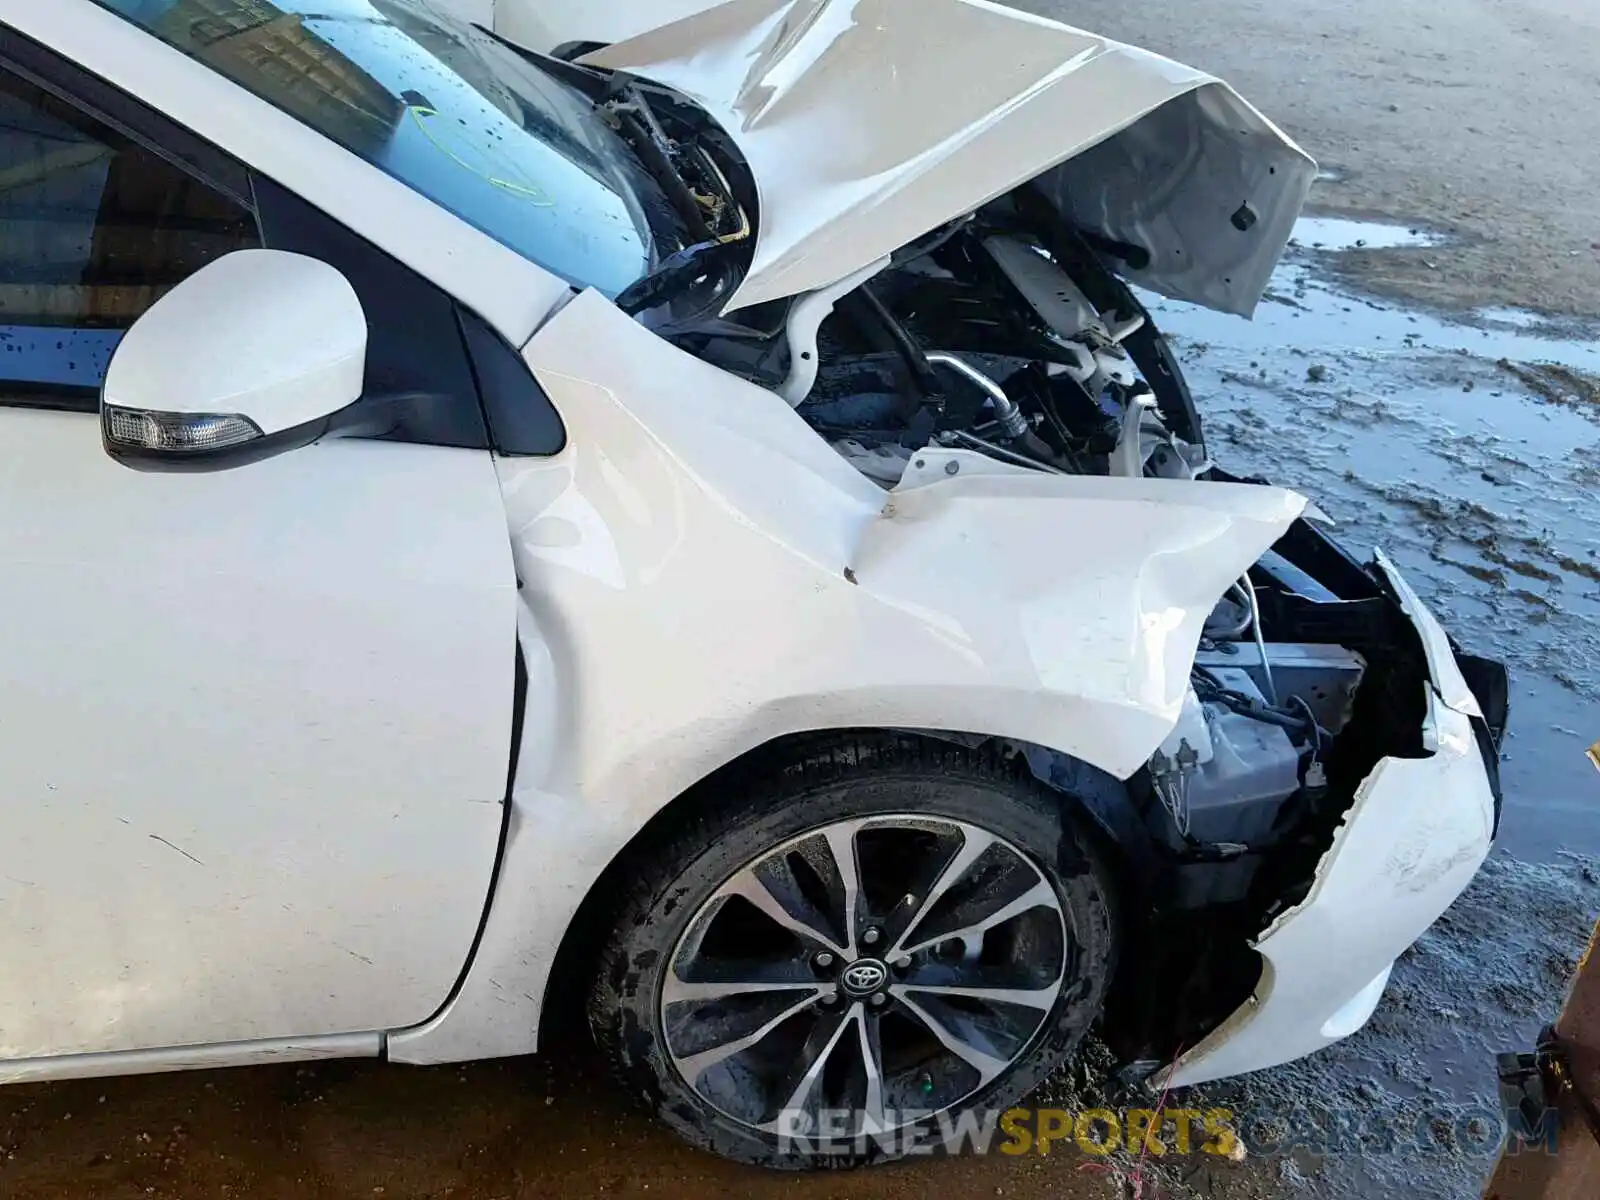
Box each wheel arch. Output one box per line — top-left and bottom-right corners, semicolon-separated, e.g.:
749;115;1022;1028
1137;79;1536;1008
533;726;1151;1053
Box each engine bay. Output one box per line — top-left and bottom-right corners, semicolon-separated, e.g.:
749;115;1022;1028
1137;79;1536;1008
663;190;1212;490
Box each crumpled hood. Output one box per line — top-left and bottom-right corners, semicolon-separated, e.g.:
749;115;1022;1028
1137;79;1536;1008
583;0;1317;317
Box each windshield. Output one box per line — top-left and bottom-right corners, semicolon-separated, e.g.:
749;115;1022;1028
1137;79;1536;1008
95;0;686;297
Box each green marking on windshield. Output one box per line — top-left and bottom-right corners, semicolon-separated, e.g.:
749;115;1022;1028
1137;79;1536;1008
405;105;555;207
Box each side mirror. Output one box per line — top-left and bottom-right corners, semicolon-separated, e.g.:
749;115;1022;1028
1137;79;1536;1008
102;249;368;471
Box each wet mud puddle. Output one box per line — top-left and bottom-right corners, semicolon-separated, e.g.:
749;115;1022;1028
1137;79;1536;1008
1133;217;1600;1199
1145;216;1600;863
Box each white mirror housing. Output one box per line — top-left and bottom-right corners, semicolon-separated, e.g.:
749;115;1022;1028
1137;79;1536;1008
102;249;367;470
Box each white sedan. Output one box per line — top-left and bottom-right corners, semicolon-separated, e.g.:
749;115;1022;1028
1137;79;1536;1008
0;0;1506;1168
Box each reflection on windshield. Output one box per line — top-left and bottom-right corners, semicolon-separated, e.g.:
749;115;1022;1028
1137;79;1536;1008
98;0;676;297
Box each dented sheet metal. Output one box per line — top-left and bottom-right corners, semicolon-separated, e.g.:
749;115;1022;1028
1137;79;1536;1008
580;0;1316;315
391;289;1305;1062
505;289;1306;781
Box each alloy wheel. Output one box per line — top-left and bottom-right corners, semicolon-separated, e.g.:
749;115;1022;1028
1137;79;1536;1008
660;815;1070;1138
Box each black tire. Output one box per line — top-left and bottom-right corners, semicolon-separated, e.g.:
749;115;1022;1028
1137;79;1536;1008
586;733;1118;1169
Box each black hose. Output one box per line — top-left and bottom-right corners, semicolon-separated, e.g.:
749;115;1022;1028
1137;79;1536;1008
1225;703;1305;732
852;285;940;394
1192;671;1332;741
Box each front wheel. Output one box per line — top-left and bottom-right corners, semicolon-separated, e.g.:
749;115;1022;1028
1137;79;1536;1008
586;735;1118;1168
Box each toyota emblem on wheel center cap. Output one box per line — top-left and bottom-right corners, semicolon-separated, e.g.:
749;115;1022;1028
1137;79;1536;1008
840;958;889;996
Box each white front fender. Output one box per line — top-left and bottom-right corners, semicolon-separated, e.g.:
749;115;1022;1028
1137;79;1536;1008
388;290;1304;1063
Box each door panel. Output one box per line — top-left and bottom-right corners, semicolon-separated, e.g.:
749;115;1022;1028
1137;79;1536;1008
0;410;514;1058
0;51;515;1059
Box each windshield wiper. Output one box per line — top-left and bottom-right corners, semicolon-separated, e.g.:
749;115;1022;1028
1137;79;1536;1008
598;77;714;242
472;24;715;243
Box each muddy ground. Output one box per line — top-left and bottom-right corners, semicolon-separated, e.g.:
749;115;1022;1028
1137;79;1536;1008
5;2;1600;1199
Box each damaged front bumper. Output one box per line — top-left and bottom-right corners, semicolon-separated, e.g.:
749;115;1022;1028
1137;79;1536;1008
1163;552;1508;1087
